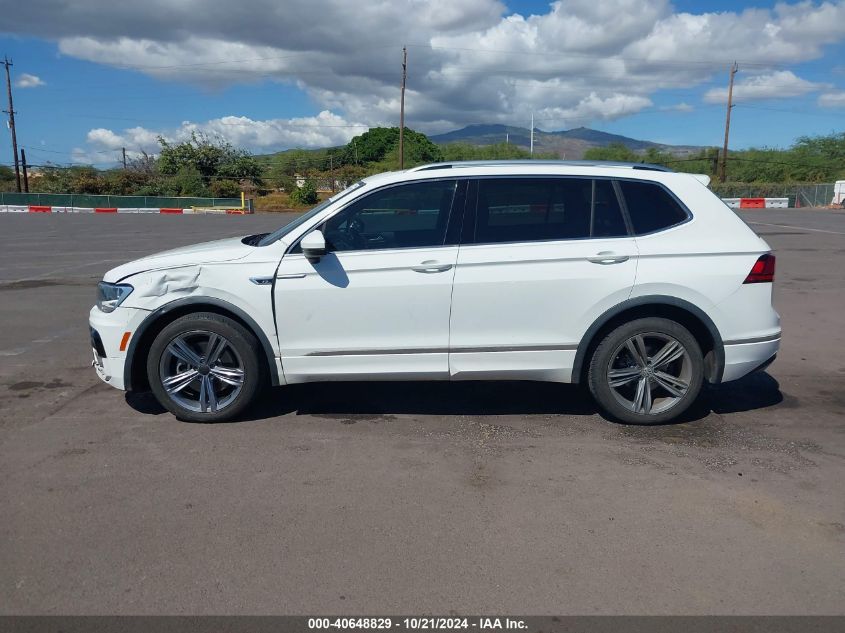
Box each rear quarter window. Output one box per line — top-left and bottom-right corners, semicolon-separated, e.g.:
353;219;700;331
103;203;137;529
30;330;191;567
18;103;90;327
618;180;689;235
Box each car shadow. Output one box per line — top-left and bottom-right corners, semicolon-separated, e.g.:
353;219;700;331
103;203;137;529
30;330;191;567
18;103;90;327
126;371;785;426
247;380;600;420
704;371;785;414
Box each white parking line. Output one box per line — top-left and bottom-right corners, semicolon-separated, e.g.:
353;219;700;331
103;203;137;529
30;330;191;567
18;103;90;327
747;221;845;236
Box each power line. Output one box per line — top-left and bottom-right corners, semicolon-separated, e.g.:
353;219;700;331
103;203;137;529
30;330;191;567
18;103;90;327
24;145;119;156
734;103;845;119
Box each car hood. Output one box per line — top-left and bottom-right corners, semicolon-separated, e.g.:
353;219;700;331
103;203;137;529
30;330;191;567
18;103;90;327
103;236;253;283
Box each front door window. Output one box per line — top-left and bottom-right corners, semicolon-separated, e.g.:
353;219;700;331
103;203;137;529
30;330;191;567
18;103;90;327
302;180;458;252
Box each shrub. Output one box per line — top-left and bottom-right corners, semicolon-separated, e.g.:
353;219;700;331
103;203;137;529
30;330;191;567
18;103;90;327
210;179;241;198
290;179;318;205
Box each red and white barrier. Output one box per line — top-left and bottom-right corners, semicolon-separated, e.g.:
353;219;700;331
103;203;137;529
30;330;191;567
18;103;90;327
0;205;250;215
722;197;789;209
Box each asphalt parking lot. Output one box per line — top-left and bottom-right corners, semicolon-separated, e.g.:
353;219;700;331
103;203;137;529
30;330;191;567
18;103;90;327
1;209;844;615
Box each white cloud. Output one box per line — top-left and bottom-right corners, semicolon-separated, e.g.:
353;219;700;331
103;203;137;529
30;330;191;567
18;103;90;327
703;70;826;104
535;93;653;125
73;110;368;163
661;102;694;112
15;73;45;88
818;91;845;107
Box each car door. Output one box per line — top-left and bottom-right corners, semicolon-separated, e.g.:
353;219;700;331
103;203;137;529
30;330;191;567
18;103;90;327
274;178;465;382
448;177;638;382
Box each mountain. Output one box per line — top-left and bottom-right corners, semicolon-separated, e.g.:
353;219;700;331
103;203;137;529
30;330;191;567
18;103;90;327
430;124;534;147
429;124;704;159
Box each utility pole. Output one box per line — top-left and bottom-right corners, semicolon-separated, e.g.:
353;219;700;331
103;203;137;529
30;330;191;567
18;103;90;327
719;62;738;183
329;154;335;192
530;113;535;156
3;56;21;192
20;148;28;192
399;46;407;170
122;147;127;169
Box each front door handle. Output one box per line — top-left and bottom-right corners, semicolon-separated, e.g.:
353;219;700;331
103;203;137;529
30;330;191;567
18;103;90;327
411;260;453;273
587;252;630;265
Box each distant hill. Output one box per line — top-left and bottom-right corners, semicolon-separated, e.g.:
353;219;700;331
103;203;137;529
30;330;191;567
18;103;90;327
430;124;534;147
430;124;704;159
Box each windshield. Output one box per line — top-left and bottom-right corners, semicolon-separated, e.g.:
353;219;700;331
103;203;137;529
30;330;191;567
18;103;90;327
257;181;366;246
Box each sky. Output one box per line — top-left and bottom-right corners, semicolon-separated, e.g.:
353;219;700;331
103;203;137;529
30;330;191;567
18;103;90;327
1;0;844;168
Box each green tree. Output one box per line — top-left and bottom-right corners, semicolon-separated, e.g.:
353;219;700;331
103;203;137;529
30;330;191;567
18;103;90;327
290;179;318;205
35;166;75;193
583;143;640;162
158;133;262;185
341;127;442;167
217;150;264;184
403;129;444;165
210;179;241;198
102;168;158;195
267;148;316;188
440;142;554;161
0;165;17;191
167;166;209;196
342;127;400;163
791;132;845;180
269;172;296;192
68;167;105;194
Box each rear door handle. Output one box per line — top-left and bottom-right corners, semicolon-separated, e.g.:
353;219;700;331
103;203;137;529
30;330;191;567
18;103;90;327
411;260;453;273
587;252;630;265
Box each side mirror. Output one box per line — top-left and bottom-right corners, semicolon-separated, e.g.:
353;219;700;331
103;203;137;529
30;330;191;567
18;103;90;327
301;229;328;262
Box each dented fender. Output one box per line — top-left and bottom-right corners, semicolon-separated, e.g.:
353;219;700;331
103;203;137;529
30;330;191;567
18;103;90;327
115;252;285;389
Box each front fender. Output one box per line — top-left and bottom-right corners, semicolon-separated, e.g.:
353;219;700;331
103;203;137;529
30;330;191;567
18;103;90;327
123;295;282;390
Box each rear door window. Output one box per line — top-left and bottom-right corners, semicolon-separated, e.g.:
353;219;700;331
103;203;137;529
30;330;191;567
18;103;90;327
471;178;628;244
617;180;689;235
592;179;628;238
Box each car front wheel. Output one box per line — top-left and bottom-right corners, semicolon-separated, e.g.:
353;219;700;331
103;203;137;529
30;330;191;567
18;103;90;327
588;317;704;425
147;312;263;422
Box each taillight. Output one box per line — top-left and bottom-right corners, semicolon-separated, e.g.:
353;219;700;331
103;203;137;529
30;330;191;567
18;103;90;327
744;253;776;284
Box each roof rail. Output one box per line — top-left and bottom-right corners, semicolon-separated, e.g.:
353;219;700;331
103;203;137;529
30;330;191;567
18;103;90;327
408;159;674;173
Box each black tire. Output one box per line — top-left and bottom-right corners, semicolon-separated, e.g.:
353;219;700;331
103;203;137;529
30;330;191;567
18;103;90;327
146;312;263;422
588;317;704;425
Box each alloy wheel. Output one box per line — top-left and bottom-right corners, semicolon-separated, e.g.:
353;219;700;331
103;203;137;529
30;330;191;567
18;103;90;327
606;332;692;416
158;330;245;414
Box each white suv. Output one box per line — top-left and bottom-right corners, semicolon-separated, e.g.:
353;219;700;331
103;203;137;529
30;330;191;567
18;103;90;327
89;161;780;424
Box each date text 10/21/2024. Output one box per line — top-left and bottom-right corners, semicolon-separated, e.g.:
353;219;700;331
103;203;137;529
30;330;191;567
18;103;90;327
307;617;529;630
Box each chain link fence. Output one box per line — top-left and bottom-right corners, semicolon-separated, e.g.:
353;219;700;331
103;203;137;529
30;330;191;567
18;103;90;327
709;183;841;208
0;192;243;208
794;184;837;208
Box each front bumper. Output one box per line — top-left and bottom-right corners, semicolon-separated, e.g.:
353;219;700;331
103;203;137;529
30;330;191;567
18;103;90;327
89;305;150;391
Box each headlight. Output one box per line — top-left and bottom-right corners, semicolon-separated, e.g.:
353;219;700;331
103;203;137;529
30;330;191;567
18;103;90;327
96;282;133;313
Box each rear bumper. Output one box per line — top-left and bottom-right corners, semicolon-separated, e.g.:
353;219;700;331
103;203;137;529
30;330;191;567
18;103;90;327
721;334;780;382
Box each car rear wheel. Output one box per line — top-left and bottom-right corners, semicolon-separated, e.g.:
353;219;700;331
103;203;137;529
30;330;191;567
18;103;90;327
147;312;263;422
588;317;704;425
